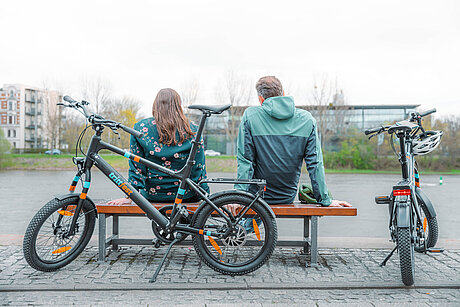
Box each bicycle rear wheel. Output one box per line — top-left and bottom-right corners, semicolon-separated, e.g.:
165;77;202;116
397;227;415;286
192;193;277;275
23;197;96;271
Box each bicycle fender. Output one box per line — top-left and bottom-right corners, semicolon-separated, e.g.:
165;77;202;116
396;201;411;228
415;187;436;218
54;193;98;216
190;190;276;225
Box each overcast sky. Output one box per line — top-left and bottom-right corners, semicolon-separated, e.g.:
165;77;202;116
1;0;459;118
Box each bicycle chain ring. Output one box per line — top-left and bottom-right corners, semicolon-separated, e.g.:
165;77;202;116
151;206;190;244
222;224;247;247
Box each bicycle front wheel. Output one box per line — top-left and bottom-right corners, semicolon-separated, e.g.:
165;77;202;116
397;227;415;286
23;197;96;272
192;193;277;275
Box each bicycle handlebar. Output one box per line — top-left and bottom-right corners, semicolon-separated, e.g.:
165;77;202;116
119;124;143;138
419;108;436;117
364;127;381;135
63;95;77;104
59;96;143;138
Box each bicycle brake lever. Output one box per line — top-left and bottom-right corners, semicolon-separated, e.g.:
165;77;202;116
368;128;382;140
110;126;121;139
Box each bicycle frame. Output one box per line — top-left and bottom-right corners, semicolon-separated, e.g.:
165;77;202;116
65;112;264;238
389;131;424;241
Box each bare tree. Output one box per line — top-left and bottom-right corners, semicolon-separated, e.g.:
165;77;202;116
80;76;112;114
216;71;253;155
40;80;65;149
102;96;144;149
307;76;348;149
180;79;199;109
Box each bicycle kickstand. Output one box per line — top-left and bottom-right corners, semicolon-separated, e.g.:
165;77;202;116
150;236;181;283
380;246;397;267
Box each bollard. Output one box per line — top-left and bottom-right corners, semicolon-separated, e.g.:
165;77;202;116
440;176;443;185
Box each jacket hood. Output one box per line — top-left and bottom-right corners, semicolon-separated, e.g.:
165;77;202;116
261;96;295;120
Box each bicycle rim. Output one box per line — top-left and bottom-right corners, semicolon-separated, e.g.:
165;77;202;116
34;204;90;264
193;194;277;274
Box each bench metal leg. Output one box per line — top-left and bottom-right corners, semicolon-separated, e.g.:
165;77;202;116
309;215;319;267
303;216;311;256
112;215;119;251
98;213;106;262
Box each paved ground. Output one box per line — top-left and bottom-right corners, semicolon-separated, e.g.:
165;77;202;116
1;245;459;306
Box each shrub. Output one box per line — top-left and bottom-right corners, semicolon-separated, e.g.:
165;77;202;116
0;129;11;169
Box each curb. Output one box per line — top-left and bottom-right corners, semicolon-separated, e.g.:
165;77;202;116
1;282;460;292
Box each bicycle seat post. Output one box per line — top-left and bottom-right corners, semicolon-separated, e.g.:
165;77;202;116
183;111;209;173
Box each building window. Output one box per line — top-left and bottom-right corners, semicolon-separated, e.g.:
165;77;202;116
7;130;10;138
13;130;16;138
13;142;16;148
8;115;15;125
8;101;15;111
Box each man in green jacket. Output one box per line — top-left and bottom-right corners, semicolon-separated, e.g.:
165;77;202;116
236;76;351;207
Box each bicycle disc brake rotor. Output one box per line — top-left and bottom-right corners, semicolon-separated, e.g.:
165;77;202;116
222;224;247;247
151;206;189;244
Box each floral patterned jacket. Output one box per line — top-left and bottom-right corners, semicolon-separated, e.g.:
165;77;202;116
129;117;209;202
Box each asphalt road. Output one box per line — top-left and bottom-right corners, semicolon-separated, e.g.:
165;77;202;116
0;170;458;242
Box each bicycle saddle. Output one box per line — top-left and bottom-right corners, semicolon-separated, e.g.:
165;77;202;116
188;104;231;114
388;120;418;134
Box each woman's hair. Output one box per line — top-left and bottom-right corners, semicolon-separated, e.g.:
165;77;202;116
152;88;194;145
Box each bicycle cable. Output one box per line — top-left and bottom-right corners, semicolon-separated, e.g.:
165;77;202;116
390;133;399;159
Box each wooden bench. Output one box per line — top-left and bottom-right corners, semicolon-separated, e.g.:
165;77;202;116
96;202;357;266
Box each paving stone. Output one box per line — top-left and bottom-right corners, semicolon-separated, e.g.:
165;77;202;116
0;246;459;305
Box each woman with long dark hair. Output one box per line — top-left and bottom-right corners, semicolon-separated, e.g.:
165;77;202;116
108;88;209;205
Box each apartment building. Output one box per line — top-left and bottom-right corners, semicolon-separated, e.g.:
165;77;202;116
0;84;62;149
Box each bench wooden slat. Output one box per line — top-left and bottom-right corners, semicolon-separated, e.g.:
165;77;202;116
96;202;357;217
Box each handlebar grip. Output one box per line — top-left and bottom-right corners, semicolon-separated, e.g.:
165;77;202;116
364;127;380;135
419;108;436;117
63;96;77;104
119;124;143;138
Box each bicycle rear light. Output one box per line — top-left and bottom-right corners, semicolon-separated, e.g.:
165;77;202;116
393;189;411;196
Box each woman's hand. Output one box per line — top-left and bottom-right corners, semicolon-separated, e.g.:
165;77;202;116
106;198;133;205
328;200;352;207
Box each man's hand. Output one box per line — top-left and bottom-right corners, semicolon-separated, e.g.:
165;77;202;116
328;199;352;207
225;204;242;216
107;198;132;205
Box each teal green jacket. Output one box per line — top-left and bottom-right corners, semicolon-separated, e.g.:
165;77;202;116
129;117;209;202
236;96;332;206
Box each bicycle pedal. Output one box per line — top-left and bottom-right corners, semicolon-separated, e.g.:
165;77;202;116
152;239;164;248
375;196;391;205
427;247;444;253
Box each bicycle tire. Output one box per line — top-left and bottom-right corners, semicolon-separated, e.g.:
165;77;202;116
23;197;96;272
397;227;415;286
415;196;438;252
192;193;277;275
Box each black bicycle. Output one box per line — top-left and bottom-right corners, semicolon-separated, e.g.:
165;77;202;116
365;108;442;286
23;96;278;282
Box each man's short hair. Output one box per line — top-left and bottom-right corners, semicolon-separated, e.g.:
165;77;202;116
255;76;283;99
